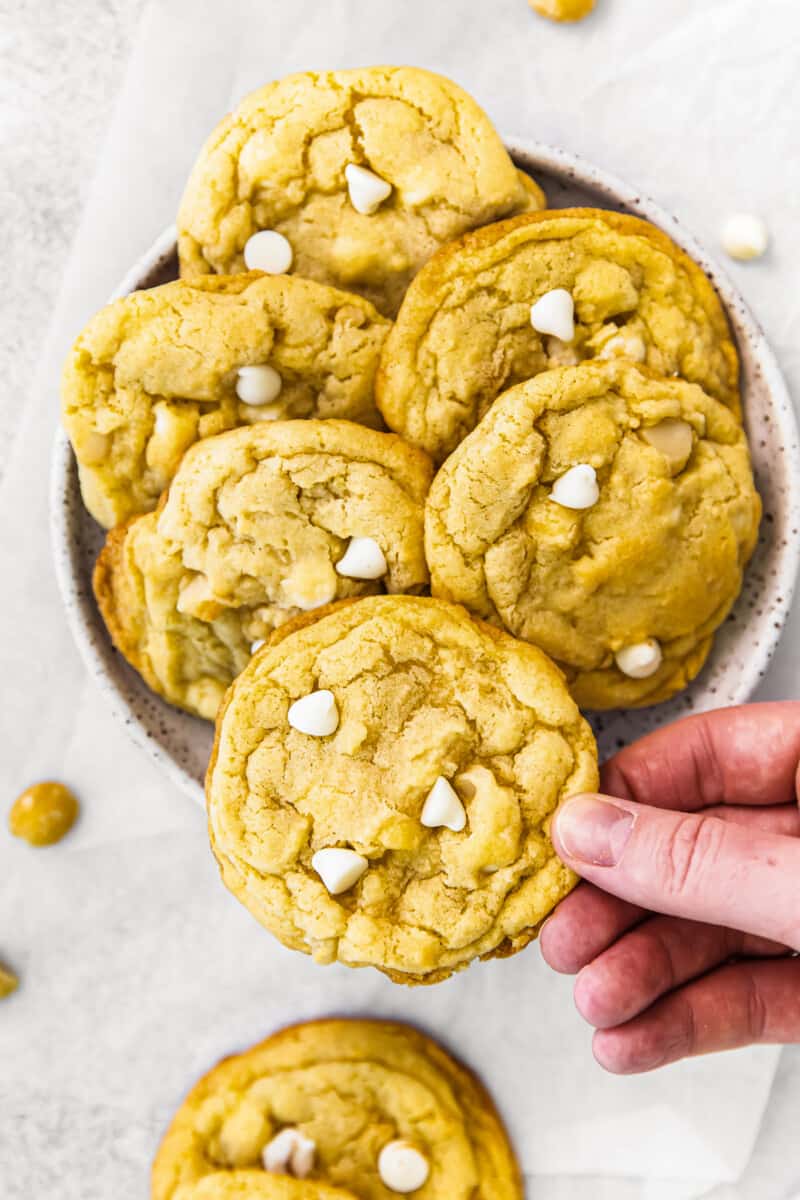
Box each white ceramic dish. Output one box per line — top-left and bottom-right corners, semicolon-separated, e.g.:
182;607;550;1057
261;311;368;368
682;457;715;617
51;140;800;806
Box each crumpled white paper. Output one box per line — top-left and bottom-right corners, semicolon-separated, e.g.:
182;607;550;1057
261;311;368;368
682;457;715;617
3;1;800;1196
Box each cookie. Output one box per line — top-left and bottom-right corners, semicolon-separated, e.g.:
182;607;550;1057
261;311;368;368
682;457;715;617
94;421;432;720
425;361;760;709
206;594;598;983
377;208;741;462
151;1019;523;1200
177;66;543;318
62;273;390;528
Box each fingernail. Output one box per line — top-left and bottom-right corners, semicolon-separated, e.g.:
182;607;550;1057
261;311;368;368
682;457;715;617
554;795;634;867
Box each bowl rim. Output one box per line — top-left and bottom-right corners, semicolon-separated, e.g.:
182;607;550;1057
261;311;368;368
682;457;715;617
51;138;800;806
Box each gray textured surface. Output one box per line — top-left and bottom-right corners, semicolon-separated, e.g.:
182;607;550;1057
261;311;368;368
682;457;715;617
0;0;145;481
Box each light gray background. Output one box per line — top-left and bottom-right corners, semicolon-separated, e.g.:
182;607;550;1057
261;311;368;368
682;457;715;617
2;1;800;1197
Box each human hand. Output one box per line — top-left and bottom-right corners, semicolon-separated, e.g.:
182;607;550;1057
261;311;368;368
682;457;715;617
541;703;800;1073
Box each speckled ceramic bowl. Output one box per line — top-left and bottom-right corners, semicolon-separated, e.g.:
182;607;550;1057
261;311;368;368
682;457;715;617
51;142;800;805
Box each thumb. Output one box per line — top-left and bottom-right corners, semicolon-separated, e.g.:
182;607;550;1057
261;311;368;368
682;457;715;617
551;794;800;951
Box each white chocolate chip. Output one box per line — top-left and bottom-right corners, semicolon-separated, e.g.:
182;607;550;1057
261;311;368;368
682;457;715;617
641;419;694;472
377;1140;430;1193
615;639;663;679
530;289;575;341
236;365;282;406
598;329;647;362
312;847;368;895
335;536;387;580
720;213;768;261
244;230;294;274
549;464;599;510
262;1128;316;1178
345;163;393;215
420;777;466;832
250;639;266;654
287;689;339;736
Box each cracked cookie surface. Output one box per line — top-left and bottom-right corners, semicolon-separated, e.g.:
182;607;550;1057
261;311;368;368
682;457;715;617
62;273;390;528
206;595;598;982
168;1174;355;1200
377;208;740;462
177;66;543;317
152;1019;523;1200
425;361;760;709
94;422;432;720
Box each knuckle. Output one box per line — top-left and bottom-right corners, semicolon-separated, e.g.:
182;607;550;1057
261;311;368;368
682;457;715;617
677;992;698;1058
745;971;768;1042
649;927;678;994
689;717;727;808
659;813;725;898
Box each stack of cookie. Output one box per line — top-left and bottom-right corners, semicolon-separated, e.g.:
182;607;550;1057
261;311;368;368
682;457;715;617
62;66;760;1001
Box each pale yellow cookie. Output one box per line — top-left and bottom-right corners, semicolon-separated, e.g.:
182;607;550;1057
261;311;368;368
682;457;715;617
151;1019;523;1200
206;595;598;983
377;208;741;462
425;361;760;708
94;421;432;720
177;66;542;317
62;273;390;528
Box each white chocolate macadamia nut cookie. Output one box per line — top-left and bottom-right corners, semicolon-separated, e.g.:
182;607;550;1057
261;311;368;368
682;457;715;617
62;273;390;527
377;208;741;462
151;1020;524;1200
424;361;760;709
177;66;544;316
94;422;432;720
206;595;598;983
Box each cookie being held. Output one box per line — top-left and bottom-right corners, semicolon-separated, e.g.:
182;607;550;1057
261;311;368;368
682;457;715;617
206;595;598;983
94;422;432;720
425;361;761;709
63;273;390;527
177;66;543;317
377;208;740;462
152;1019;523;1200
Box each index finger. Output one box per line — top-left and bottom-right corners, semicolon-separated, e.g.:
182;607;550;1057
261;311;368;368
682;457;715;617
602;702;800;812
